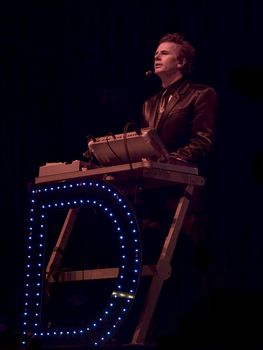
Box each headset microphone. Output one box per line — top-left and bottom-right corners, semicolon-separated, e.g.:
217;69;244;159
145;70;154;77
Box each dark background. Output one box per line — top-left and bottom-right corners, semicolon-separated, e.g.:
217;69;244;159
1;0;263;346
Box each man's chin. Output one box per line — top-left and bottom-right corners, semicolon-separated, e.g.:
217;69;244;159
154;69;162;77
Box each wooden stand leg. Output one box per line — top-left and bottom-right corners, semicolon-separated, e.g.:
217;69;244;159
45;208;79;283
131;185;194;344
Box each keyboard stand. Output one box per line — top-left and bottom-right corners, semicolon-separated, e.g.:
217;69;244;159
35;160;205;345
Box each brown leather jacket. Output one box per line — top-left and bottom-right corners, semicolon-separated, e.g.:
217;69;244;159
140;78;218;242
141;78;218;174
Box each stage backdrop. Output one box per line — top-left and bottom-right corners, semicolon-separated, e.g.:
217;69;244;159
0;0;263;344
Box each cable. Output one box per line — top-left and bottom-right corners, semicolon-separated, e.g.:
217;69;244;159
105;132;123;164
83;134;100;166
122;121;142;204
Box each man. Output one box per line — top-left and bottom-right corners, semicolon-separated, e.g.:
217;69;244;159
142;32;217;173
140;32;218;243
139;33;218;340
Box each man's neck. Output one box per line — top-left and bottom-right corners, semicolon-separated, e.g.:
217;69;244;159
161;72;183;88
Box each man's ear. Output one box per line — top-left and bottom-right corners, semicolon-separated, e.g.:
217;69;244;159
177;57;186;69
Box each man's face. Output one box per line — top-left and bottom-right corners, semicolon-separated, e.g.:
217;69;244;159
154;42;183;78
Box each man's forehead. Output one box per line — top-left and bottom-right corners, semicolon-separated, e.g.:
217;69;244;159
155;42;181;53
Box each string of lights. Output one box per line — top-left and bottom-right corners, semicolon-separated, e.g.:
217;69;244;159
22;180;142;348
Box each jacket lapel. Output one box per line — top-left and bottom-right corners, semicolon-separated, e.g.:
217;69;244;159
157;80;190;131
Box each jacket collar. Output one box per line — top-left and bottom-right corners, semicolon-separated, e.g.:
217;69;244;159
164;76;189;95
163;78;189;112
